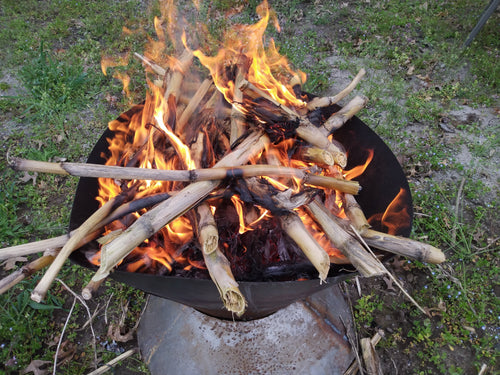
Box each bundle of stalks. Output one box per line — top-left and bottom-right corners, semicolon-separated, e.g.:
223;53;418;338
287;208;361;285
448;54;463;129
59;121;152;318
2;44;446;318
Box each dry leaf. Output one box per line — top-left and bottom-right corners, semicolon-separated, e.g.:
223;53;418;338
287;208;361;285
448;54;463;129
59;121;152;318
1;256;28;270
20;359;51;375
46;334;61;348
425;299;447;316
37;180;48;190
383;275;397;292
19;171;37;186
54;134;64;143
55;340;76;367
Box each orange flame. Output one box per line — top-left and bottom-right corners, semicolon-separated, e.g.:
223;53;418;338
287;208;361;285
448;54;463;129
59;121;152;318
368;188;411;235
192;0;306;110
91;1;401;278
344;149;374;180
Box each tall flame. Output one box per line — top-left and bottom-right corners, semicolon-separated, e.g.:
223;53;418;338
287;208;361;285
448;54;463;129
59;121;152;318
192;0;306;110
90;1;409;279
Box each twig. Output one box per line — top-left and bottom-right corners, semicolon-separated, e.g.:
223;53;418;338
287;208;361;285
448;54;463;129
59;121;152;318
133;53;166;76
87;131;270;284
10;158;359;193
350;226;429;316
53;297;76;375
230;68;247;145
176;78;213;135
471;236;500;255
104;292;114;325
321;95;368;134
306;200;385;277
361;331;384;375
32;195;128;303
307;68;366;111
355;276;362;298
82;279;106;300
452;176;466;243
0;192;171;261
55;278;98;369
361;229;445;264
78;303;103;332
86;348;138;375
477;364;488;375
341;281;364;375
0;250;56;294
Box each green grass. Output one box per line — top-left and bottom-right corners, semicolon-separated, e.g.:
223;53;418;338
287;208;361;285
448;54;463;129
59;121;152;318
16;44;91;130
407;182;499;372
0;278;63;371
0;0;152;373
0;0;498;373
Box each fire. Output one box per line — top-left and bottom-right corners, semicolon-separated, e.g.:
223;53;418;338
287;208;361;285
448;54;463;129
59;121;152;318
88;1;410;281
191;0;306;110
344;149;374;180
368;188;411;235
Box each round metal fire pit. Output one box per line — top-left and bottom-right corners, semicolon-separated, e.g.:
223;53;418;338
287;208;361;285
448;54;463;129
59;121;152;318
69;104;413;320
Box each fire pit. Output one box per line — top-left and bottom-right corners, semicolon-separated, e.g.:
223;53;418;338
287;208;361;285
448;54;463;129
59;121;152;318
60;1;433;321
68;100;413;320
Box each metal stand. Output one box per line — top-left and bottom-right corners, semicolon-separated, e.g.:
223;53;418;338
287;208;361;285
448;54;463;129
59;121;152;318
138;285;355;375
463;0;499;48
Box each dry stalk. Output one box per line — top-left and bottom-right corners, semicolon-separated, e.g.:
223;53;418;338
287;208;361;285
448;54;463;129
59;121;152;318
203;247;247;316
11;158;360;194
32;195;128;303
350;226;429;316
86;348;138;375
196;203;219;255
55;278;97;371
0;250;56;295
54;297;77;375
279;212;330;282
176;78;213;135
87;131;270;284
133;52;166;76
0;192;171;262
306;200;385;277
360;335;383;375
361;229;445;264
190;131;245;314
307;68;366;111
230;68;246;145
295;146;334;167
320;95;368;134
163;49;194;103
82;279;106;300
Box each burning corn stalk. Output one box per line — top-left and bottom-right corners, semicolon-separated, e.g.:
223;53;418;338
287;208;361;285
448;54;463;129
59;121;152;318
3;0;445;316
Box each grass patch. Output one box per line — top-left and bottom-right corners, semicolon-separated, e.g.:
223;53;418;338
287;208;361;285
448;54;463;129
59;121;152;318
0;278;63;372
17;44;90;128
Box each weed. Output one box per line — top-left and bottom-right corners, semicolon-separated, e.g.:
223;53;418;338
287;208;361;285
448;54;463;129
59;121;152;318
17;44;89;128
406;92;442;123
354;293;383;329
0;278;62;372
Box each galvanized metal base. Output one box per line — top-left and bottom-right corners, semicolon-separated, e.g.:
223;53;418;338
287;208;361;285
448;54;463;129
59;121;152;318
138;285;354;375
